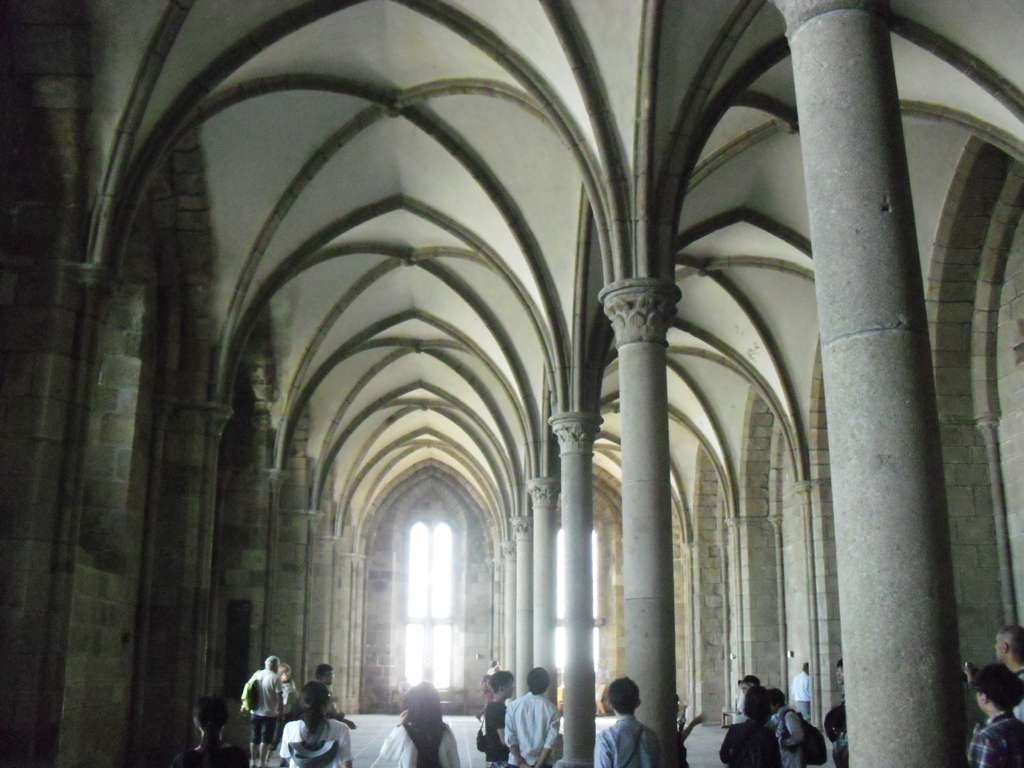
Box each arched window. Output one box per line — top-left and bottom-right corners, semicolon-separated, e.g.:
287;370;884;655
405;522;453;688
555;528;599;669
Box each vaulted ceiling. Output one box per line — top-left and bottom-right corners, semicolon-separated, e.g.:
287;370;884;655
87;0;1024;537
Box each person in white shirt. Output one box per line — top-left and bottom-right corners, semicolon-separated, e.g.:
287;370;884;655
505;667;561;768
251;656;283;768
374;682;460;768
279;681;353;768
790;664;812;720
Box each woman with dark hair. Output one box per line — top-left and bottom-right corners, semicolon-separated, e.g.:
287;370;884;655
718;685;782;768
278;681;353;768
171;695;248;768
375;682;461;768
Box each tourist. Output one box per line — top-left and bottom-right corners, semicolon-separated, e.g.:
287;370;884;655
315;663;357;729
506;667;561;768
823;660;847;768
675;695;705;768
733;675;760;724
789;664;811;720
250;656;283;768
767;688;805;768
595;677;660;768
398;676;412;710
968;663;1024;768
479;659;500;718
376;681;461;768
595;658;609;716
719;685;782;768
482;671;515;768
279;681;353;768
273;664;298;768
172;695;248;768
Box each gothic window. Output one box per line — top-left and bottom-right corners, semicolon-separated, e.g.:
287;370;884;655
405;521;453;689
555;528;599;669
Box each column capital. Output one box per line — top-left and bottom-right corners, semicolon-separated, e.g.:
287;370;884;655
770;0;887;33
263;467;286;490
976;414;1001;437
527;477;561;507
512;515;534;539
598;278;680;347
549;412;602;454
767;513;784;531
502;540;517;559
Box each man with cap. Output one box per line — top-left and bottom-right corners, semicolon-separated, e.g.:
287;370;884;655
250;655;283;768
734;675;760;724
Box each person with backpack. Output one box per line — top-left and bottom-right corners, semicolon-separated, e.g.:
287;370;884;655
278;681;353;768
375;681;461;768
595;677;660;768
766;689;804;768
172;695;249;768
249;656;284;768
718;685;781;768
479;671;515;768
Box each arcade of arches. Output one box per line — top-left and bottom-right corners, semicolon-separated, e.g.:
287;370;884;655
3;1;1024;766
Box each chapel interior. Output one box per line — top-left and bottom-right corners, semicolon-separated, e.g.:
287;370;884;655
3;0;1024;766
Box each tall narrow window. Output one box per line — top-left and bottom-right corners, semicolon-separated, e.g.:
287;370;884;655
405;522;453;688
555;529;599;670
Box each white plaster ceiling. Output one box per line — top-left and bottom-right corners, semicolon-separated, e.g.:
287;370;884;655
91;0;1024;535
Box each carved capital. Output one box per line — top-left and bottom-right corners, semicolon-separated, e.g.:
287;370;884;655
511;515;533;539
527;478;560;508
770;0;887;34
767;513;784;532
263;467;286;491
599;278;680;347
502;540;517;559
549;412;602;455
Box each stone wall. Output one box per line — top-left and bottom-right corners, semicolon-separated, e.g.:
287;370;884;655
998;223;1024;617
358;469;494;713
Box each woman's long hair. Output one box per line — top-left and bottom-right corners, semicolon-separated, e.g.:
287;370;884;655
404;682;445;768
194;695;229;768
300;680;332;736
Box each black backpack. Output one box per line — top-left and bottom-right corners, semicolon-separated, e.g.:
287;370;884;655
788;712;827;766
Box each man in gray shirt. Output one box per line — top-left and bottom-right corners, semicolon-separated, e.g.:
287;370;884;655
595;677;660;768
250;655;282;768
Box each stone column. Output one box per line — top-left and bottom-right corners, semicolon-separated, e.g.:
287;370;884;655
513;514;534;693
550;413;601;768
793;481;823;724
599;278;680;767
339;552;367;711
530;478;561;703
977;417;1017;624
503;540;517;676
261;468;286;655
190;402;233;700
773;1;964;762
767;513;788;699
300;509;324;679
